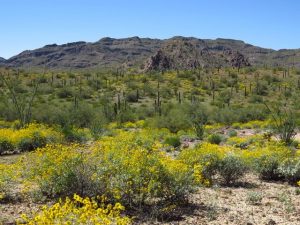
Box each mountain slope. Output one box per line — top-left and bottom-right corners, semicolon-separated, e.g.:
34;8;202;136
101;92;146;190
0;57;5;63
5;37;161;70
3;36;300;70
145;37;251;70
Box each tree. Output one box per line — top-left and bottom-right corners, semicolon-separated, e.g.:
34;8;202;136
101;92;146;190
0;70;40;127
264;103;297;145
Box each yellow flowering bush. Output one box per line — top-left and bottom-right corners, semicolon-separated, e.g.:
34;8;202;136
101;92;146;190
227;135;264;149
232;120;271;129
20;194;131;225
0;122;62;154
240;142;293;180
179;143;230;185
21;129;195;210
0;162;20;201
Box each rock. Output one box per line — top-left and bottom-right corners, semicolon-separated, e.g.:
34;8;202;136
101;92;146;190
145;50;171;71
267;219;276;225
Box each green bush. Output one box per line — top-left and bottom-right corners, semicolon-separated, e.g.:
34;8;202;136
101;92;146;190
217;153;247;185
246;191;263;205
0;139;14;154
126;91;139;103
179;145;222;183
253;155;283;181
62;126;90;143
228;130;237;137
200;153;221;182
18;132;47;152
278;158;300;184
207;134;222;145
164;136;181;148
153;104;191;133
26;133;195;210
40;155;100;197
57;88;73;98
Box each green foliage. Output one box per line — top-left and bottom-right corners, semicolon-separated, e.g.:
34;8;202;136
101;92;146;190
57;88;73;98
207;134;223;145
153;103;191;133
24;130;195;210
190;104;208;140
164;136;181;148
253;155;283;180
278;159;300;184
0;68;298;133
61;126;91;143
0;138;14;154
265;104;297;145
217;153;247;185
18;132;47;152
126;91;139;103
247;191;263;205
228;130;237;137
179;143;224;183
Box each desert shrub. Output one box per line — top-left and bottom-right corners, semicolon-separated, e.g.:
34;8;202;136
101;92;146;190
116;109;137;124
212;108;236;125
179;143;228;184
249;94;263;103
18;132;47;152
69;104;98;128
193;122;205;139
228;130;237;137
0;123;62;153
23;130;195;210
152;104;191;133
80;88;93;99
62;126;91;143
246;191;263;205
207;134;222;145
227;136;258;149
126;91;139;102
217;153;247;185
164;136;181;148
253;154;283;180
212;106;267;124
20;194;131;225
278;158;300;184
190;104;208;140
0;138;14;154
265;104;296;145
57;88;73;98
0;163;16;201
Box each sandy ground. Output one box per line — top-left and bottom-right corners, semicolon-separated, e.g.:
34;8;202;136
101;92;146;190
137;174;300;225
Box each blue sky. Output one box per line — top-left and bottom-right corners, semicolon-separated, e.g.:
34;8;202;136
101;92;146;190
1;0;299;59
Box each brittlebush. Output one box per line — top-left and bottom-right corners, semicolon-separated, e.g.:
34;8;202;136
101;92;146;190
21;129;195;207
19;194;131;225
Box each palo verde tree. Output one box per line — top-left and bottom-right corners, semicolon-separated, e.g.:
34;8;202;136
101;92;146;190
264;102;297;146
0;70;41;128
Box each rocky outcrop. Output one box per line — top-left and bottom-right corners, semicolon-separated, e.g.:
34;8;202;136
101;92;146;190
224;50;251;68
145;38;251;71
145;50;172;71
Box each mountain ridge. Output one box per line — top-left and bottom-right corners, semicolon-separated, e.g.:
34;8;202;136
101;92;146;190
2;36;300;70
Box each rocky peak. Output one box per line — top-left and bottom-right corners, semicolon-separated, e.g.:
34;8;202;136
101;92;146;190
145;50;171;71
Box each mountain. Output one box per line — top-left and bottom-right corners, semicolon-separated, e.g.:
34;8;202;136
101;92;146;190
0;57;5;63
2;36;300;70
4;37;161;70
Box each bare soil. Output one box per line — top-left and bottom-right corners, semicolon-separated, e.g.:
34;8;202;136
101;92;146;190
138;174;300;225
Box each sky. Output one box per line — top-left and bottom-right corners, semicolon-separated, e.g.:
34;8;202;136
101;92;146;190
1;0;300;59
